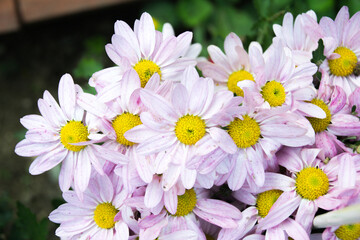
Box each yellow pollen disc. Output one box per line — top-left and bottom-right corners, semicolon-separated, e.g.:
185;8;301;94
228;115;261;149
295;167;329;200
227;70;255;97
93;202;119;229
306;99;332;133
175;115;206;145
256;189;283;218
335;223;360;240
328;47;357;77
112;113;142;146
133;59;162;87
169;189;197;217
60;121;88;152
261;80;286;107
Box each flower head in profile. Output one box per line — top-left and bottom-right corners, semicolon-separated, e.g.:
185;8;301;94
319;6;360;95
14;74;126;198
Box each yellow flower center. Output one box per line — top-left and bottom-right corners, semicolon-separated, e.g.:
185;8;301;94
335;223;360;240
227;70;255;97
60;121;88;152
175;115;206;145
328;47;357;77
169;189;197;217
133;59;162;87
112;113;142;146
93;202;119;229
227;115;261;149
295;167;329;200
306;99;332;133
256;189;283;218
261;80;286;107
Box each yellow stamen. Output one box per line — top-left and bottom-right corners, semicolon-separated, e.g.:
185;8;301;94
93;202;119;229
227;70;255;97
256;189;283;218
133;59;162;87
60;121;88;152
295;167;329;200
261;80;286;107
175;115;206;145
112;113;142;146
335;223;360;240
328;47;357;77
306;99;332;133
228;115;261;149
169;189;197;217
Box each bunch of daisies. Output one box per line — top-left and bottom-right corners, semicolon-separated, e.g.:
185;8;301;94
15;6;360;240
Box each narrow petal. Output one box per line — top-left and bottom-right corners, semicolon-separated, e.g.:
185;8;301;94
137;12;156;58
208;127;237;154
295;200;317;234
58;74;76;119
193;207;238;228
196;199;242;219
29;146;67;175
74;151;91;193
145;177;163;208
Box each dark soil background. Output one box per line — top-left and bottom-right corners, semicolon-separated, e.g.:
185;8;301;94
0;1;147;238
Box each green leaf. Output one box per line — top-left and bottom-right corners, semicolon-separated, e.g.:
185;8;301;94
177;0;213;27
73;57;103;79
84;36;107;56
253;0;271;17
144;1;179;28
341;0;360;15
9;202;48;240
0;195;13;230
306;0;335;16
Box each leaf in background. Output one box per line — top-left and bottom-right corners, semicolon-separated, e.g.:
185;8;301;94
177;0;213;27
144;1;179;28
84;36;107;56
73;57;103;79
0;194;13;231
9;202;48;240
306;0;335;17
253;0;271;18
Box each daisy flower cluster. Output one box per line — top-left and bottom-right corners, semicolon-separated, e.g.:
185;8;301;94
15;6;360;240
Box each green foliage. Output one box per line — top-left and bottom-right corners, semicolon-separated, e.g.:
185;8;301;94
177;0;214;27
73;57;103;79
8;202;48;240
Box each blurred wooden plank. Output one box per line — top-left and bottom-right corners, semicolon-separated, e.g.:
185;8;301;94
0;0;20;33
19;0;136;23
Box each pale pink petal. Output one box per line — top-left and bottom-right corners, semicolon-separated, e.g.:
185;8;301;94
106;44;124;66
280;218;309;240
328;86;347;114
181;168;196;189
153;36;177;66
115;222;130;240
135;133;176;155
140;89;178;122
171;31;193;58
338;153;356;188
224;32;243;70
20;114;49;129
260;172;295;192
125;124;162;143
114;20;140;58
266;228;285;240
29;146;67;175
144;177;163;208
208;45;232;73
172;83;189;116
328;114;360;136
196;199;242;219
62;190;97;208
197;62;228;82
133;149;154;183
92;144;128;165
208;127;237;154
58;74;76;119
164;187;177;214
189;77;211;115
245;147;265;187
257;192;301;230
159;230;198;240
137;12;156;58
59;152;75;192
25;128;59;143
295;200;317;234
315;132;338;159
111;34;139;65
77;92;107;117
193;207;238;228
162;164;181;191
227;154;247;191
194;134;218;156
74;151;91;193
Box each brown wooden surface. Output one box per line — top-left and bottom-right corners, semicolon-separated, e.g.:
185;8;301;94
19;0;136;23
0;0;19;33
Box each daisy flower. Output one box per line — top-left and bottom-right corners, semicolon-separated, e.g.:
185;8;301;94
49;173;131;240
138;188;242;240
77;70;169;192
319;6;360;95
256;147;352;234
273;10;323;65
306;70;360;158
14;74;126;197
218;88;314;190
105;12;197;89
125;66;240;190
197;32;258;97
237;39;319;116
